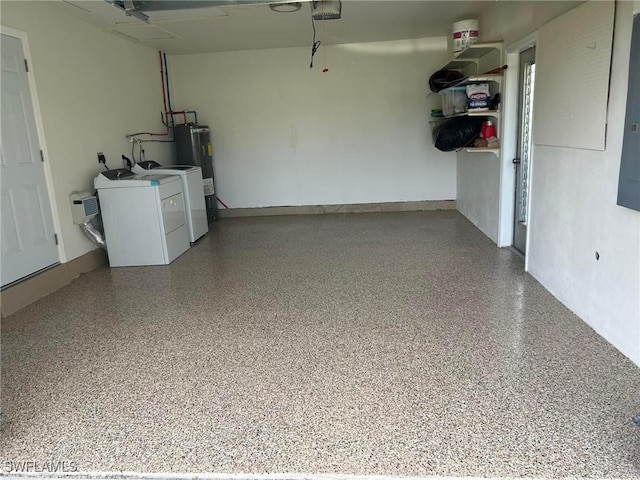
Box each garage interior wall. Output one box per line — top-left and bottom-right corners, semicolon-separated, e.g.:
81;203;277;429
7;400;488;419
480;0;640;367
169;38;456;209
0;1;173;263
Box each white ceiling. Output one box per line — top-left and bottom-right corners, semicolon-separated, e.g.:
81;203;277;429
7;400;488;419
50;0;493;55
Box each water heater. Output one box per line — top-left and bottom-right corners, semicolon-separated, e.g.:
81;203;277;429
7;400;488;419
173;124;217;223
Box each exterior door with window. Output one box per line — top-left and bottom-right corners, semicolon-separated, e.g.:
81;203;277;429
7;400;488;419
1;34;59;287
513;46;536;255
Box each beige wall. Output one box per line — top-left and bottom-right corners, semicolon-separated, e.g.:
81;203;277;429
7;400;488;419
0;1;172;262
169;38;456;209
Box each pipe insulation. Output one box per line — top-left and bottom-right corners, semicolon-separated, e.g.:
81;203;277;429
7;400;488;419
80;220;107;251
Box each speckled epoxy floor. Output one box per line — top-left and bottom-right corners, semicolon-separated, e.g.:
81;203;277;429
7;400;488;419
1;211;639;478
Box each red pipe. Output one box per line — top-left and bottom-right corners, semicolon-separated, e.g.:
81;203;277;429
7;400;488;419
216;196;229;209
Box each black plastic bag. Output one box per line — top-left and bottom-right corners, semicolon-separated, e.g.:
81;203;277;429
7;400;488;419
433;116;484;152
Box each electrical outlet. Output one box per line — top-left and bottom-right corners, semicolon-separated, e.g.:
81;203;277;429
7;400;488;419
97;152;106;165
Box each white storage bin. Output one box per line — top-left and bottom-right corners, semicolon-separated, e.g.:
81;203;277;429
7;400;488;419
439;86;468;117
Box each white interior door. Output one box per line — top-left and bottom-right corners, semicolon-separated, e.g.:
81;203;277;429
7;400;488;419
1;34;59;287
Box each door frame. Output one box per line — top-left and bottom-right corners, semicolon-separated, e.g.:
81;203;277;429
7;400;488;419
498;31;537;271
0;25;66;263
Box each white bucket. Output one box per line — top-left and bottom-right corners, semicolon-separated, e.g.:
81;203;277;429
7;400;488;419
453;19;479;54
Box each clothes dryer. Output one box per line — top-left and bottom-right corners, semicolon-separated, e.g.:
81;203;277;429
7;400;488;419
94;169;189;266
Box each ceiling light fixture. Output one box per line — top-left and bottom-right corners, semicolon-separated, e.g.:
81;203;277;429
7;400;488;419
269;2;302;13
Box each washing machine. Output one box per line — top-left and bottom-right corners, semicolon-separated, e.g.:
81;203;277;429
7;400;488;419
133;161;208;242
94;168;190;267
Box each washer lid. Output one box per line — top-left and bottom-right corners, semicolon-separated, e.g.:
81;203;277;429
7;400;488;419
136;160;162;170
